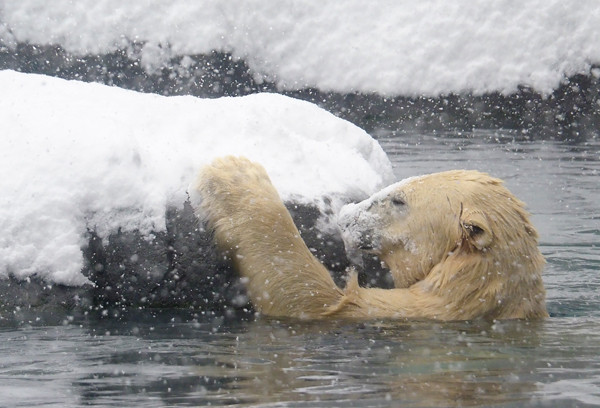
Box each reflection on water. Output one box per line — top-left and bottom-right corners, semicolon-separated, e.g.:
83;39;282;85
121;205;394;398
1;312;599;407
1;131;599;407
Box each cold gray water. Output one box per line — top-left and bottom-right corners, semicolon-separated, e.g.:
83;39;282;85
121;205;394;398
1;131;599;407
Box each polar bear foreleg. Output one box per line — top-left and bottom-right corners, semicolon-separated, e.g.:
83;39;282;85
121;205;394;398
193;156;345;318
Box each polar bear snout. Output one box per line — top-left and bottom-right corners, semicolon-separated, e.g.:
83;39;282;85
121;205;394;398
337;202;382;252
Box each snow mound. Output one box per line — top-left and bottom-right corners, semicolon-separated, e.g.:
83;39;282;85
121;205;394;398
0;70;393;286
1;1;599;96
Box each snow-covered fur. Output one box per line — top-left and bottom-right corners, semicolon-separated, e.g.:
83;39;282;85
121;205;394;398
193;156;547;320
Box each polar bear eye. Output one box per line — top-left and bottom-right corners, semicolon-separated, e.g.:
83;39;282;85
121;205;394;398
466;224;484;236
470;225;484;235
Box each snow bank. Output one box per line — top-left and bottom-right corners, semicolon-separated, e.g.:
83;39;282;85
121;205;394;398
0;70;393;286
1;1;599;96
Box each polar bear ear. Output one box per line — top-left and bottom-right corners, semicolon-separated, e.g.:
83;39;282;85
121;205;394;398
460;210;493;251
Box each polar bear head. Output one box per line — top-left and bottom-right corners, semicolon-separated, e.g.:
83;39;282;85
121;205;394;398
338;170;546;317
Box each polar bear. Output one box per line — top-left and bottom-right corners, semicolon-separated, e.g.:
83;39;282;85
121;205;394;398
193;156;547;320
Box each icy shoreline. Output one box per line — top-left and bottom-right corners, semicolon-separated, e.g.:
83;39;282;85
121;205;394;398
2;1;600;96
0;71;393;301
